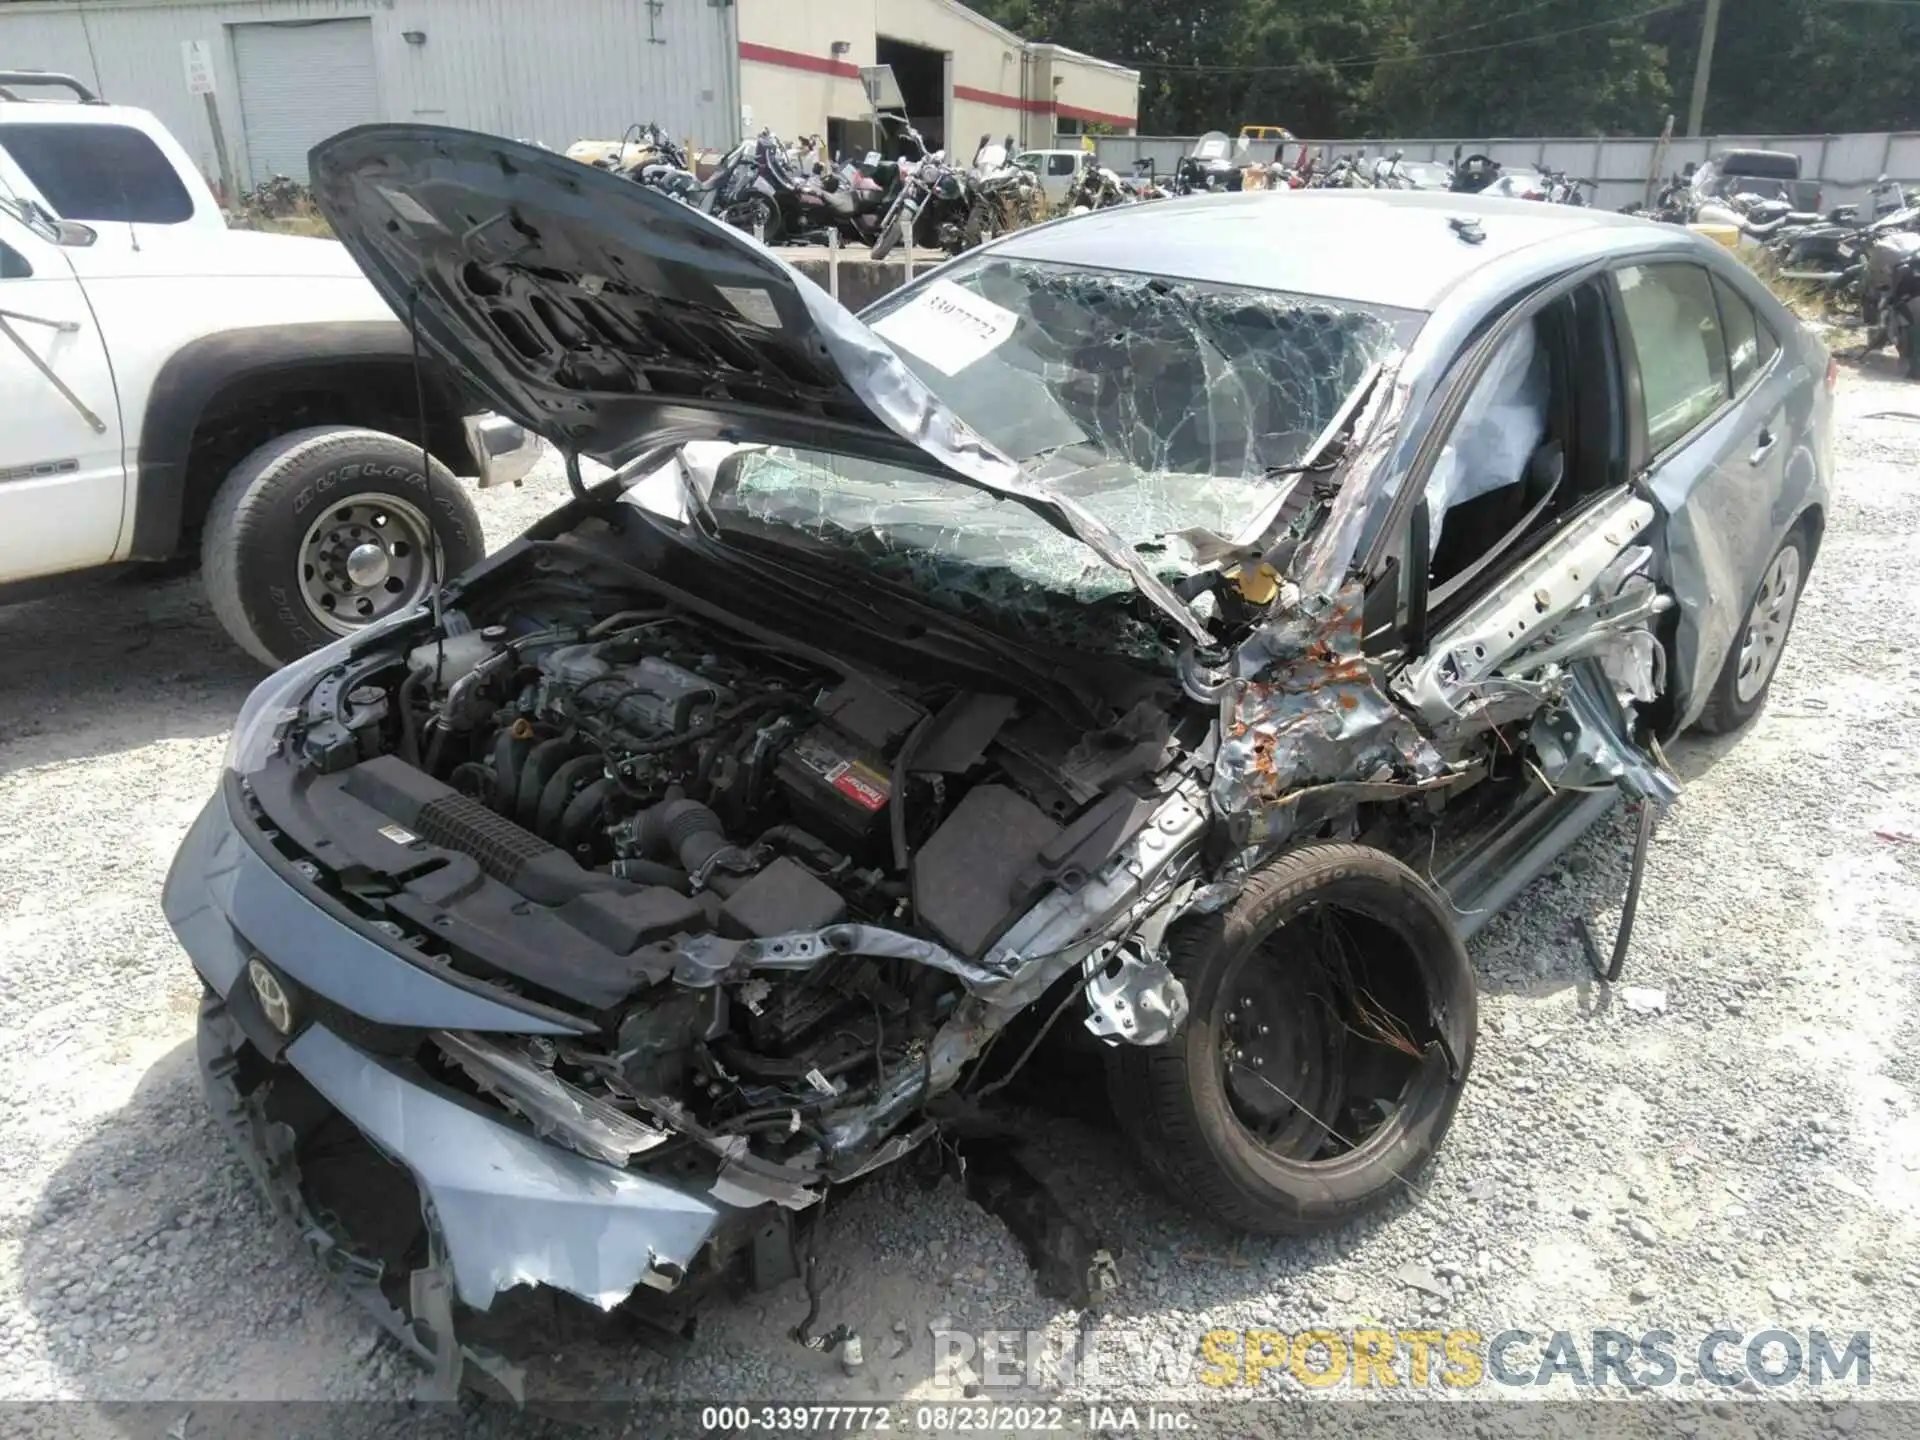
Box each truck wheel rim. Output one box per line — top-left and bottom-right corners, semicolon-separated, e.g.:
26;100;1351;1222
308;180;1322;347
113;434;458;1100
297;493;436;635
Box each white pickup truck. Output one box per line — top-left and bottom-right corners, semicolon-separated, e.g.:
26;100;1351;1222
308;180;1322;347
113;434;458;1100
0;71;536;666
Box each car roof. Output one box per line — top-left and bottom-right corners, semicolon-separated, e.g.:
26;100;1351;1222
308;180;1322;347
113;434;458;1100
993;189;1668;312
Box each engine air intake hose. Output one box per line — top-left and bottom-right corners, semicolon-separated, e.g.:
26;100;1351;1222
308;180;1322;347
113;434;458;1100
629;798;759;883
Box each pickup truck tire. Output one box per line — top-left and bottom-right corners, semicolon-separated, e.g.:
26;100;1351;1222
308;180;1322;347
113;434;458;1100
200;425;483;667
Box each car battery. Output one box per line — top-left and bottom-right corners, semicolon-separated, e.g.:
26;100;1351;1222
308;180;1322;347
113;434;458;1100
773;722;893;853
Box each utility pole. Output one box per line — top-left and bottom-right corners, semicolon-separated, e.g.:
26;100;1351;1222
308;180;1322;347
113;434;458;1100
1685;0;1723;138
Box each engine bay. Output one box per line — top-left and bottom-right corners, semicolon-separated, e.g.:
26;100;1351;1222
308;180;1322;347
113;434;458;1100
241;569;1202;1202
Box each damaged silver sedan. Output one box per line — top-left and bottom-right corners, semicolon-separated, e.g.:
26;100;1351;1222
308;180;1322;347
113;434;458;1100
163;127;1831;1392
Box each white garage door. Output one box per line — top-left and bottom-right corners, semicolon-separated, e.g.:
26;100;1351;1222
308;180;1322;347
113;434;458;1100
233;19;379;184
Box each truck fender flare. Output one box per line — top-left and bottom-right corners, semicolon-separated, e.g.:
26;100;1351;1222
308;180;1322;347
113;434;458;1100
129;320;434;561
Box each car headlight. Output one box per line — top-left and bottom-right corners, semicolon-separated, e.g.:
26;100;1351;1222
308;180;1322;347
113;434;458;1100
224;608;421;776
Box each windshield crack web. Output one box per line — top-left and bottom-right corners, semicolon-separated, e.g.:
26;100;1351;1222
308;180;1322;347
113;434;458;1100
717;261;1396;662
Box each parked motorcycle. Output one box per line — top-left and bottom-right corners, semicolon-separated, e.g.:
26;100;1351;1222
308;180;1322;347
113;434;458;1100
1310;154;1374;189
1863;229;1920;378
967;137;1044;244
1127;159;1173;201
1172;131;1245;195
1541;170;1597;206
1449;150;1503;195
869;120;977;259
1066;163;1131;213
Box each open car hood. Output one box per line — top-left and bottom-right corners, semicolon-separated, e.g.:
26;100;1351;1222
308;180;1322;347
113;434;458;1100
308;125;1209;643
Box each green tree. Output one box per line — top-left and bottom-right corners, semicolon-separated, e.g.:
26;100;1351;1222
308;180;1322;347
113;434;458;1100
972;0;1919;138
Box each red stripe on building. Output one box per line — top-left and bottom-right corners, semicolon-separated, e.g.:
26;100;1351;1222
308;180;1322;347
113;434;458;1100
952;84;1134;128
738;42;859;79
1056;101;1137;128
952;83;1050;114
735;53;1135;128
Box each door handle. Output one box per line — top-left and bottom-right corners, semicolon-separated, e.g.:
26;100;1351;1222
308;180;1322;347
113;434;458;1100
1749;427;1777;466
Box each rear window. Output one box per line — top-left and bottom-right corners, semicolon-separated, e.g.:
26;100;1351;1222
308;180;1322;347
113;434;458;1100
0;123;196;224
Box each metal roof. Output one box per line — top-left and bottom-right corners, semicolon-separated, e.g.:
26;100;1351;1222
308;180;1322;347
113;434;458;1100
995;188;1677;312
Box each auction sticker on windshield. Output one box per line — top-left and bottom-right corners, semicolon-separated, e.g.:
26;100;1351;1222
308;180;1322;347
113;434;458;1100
872;279;1019;375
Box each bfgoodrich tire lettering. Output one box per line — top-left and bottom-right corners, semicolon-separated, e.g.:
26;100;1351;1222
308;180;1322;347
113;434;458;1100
200;426;482;667
1107;842;1477;1235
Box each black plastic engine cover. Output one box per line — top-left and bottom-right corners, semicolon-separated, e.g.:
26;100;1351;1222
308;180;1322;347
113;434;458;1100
248;754;696;1012
911;785;1061;957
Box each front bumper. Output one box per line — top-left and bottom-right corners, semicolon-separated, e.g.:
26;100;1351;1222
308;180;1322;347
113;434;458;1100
165;792;726;1335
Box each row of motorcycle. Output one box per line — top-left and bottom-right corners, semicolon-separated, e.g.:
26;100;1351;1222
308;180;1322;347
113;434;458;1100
1625;155;1920;379
1060;134;1600;214
568;119;1043;261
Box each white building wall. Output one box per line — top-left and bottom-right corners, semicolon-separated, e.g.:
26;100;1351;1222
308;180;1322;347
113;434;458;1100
0;0;739;191
1034;46;1137;137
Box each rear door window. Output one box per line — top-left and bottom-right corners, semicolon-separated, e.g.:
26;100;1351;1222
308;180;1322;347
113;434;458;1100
1046;154;1077;177
0;123;196;224
1616;263;1731;453
1712;274;1780;395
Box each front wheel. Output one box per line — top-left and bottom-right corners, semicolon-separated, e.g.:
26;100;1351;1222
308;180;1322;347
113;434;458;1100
961;198;1001;250
1107;843;1476;1235
200;426;483;668
870;213;905;261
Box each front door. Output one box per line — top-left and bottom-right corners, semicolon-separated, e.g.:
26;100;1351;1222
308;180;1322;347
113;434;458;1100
0;208;125;581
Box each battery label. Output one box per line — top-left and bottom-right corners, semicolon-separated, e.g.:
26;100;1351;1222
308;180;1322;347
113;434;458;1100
832;765;889;812
789;730;891;812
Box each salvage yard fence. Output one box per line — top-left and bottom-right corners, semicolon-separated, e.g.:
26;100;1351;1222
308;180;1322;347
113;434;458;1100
1087;132;1920;212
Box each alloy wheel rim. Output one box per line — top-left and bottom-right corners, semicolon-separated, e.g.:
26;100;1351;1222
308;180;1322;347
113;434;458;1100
1734;546;1802;703
297;493;436;636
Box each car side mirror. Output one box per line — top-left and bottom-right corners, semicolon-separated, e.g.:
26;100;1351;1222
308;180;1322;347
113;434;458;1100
54;220;96;247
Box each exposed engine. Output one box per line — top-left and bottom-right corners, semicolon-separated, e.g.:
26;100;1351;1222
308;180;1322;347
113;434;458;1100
253;594;1193;1203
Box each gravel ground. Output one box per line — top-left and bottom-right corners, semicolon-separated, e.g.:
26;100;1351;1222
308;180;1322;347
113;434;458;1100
0;363;1916;1431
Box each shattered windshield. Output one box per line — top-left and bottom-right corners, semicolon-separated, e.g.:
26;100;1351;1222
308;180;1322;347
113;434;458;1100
703;257;1419;656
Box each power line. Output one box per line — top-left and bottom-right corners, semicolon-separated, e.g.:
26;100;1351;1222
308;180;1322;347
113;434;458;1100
1371;0;1579;52
1126;1;1692;76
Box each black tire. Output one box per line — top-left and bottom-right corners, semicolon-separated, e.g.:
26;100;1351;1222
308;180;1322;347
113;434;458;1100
961;198;1000;251
1899;310;1920;380
871;213;905;261
1107;842;1477;1236
1693;525;1810;734
200;425;482;668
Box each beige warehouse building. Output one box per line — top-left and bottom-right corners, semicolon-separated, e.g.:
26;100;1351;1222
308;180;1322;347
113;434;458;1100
0;0;1136;191
738;0;1138;158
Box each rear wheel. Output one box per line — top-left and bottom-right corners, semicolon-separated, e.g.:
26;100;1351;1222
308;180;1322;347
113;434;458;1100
1107;843;1476;1235
728;197;781;245
1898;304;1920;379
1694;527;1809;734
201;425;482;668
